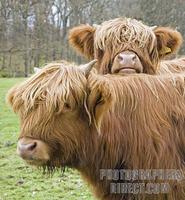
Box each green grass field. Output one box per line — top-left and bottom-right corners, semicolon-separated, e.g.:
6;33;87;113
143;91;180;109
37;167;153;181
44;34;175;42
0;78;93;200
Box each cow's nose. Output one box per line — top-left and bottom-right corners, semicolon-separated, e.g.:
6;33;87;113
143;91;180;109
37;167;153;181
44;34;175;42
17;141;37;159
112;51;143;74
116;53;136;65
117;54;136;61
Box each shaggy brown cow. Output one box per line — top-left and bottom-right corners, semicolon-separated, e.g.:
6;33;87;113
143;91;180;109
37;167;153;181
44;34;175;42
7;61;185;200
69;17;185;75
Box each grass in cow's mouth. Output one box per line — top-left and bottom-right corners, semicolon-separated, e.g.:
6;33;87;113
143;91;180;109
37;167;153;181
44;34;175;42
0;78;93;200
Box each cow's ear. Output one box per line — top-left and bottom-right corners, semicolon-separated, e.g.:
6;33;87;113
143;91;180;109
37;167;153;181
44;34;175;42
68;25;95;59
7;86;16;107
87;79;113;133
154;27;183;58
6;86;22;113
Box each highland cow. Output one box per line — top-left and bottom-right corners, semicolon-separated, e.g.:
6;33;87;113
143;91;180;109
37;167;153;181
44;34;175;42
7;60;185;200
69;17;185;75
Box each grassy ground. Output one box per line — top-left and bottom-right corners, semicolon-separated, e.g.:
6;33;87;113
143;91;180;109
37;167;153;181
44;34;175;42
0;78;93;200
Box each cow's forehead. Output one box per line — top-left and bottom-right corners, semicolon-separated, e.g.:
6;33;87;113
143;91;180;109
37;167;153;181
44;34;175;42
94;18;156;52
14;62;87;115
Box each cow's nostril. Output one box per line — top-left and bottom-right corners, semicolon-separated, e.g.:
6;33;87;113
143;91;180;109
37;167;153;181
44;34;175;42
132;55;137;61
27;142;37;151
117;55;123;61
18;141;37;153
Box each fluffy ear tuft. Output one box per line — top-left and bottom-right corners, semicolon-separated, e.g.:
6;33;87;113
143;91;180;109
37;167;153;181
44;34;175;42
68;25;95;59
87;79;113;133
154;27;183;58
6;86;23;113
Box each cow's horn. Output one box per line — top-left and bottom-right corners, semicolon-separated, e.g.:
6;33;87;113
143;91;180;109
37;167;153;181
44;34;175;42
150;26;157;31
80;60;97;76
93;24;101;29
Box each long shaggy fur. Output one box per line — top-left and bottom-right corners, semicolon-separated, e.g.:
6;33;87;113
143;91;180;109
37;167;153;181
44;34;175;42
94;18;156;54
89;72;185;200
8;62;185;200
159;57;185;74
8;61;87;116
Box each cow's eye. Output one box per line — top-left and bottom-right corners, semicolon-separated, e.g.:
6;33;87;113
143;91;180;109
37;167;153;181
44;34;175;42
64;103;71;109
55;102;72;115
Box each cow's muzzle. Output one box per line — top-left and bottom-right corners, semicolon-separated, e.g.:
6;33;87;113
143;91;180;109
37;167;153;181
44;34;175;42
111;51;143;74
17;137;50;166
